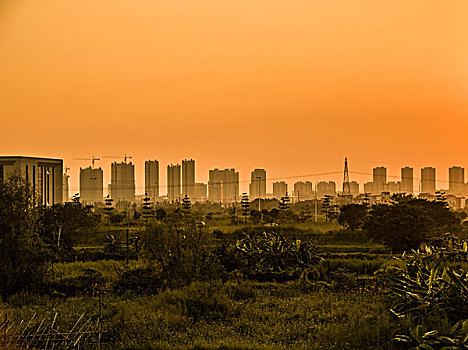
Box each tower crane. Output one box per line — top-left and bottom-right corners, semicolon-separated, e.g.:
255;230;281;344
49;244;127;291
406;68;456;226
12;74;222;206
72;156;101;168
101;154;133;163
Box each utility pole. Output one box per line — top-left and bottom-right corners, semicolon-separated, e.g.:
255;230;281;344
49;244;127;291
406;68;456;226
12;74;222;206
314;184;318;222
257;176;261;212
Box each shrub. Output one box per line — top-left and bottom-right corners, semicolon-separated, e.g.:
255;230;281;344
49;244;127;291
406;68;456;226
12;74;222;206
114;267;163;295
157;282;237;322
50;268;105;296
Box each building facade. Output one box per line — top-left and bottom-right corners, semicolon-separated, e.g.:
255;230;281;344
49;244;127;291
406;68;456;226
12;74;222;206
80;166;104;203
194;183;208;202
145;160;159;200
293;181;313;201
109;162;135;202
421;167;436;194
272;181;288;199
208;168;239;203
349;181;359;196
0;156;63;205
449;166;465;195
317;181;336;198
373;167;387;194
182;159;195;199
167;164;181;202
249;169;267;199
401;167;413;193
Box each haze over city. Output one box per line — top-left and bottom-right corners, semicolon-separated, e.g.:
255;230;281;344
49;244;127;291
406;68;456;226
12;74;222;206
1;0;468;194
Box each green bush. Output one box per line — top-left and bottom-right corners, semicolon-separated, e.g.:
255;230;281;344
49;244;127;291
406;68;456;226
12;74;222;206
50;268;105;296
157;282;238;322
114;266;163;295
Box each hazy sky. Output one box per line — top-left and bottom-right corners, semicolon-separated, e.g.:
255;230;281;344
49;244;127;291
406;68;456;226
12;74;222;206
1;0;467;194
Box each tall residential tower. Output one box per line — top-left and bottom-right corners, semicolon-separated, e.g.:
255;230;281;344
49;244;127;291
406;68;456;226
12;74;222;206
167;164;181;202
145;160;159;200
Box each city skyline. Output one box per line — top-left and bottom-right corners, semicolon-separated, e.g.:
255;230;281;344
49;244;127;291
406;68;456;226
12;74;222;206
9;155;467;199
1;0;467;200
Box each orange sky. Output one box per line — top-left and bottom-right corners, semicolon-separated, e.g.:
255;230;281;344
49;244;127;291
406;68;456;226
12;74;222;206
1;0;467;194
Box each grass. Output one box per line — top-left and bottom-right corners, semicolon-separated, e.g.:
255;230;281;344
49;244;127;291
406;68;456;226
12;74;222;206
4;281;398;350
53;259;146;282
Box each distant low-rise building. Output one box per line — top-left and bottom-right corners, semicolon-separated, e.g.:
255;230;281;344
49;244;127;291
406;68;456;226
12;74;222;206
272;181;288;199
349;181;359;196
317;181;336;198
194;182;207;202
293;181;313;201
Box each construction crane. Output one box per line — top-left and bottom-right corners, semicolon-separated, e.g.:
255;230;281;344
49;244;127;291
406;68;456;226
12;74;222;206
101;154;132;164
72;156;100;168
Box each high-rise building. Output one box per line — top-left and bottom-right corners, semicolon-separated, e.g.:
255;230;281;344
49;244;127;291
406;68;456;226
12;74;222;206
145;160;159;200
182;159;195;199
401;167;413;193
167;164;181;202
0;156;63;206
109;162;135;202
421;167;436;194
293;181;313;201
449;166;465;195
249;169;266;199
80;166;104;203
208;168;239;203
272;181;288;199
349;181;359;195
194;183;208;202
317;181;336;198
373;167;387;194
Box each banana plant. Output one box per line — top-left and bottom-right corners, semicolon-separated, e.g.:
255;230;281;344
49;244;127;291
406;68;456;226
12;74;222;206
394;325;439;350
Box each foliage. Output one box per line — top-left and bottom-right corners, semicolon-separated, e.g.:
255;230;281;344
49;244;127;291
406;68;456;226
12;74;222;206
338;204;367;230
143;220;220;288
50;268;105;297
235;231;322;281
0;175;48;299
113;266;163;295
365;198;461;251
37;201;99;261
388;237;468;349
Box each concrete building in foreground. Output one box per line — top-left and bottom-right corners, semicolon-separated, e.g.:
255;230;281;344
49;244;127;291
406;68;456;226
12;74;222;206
80;166;104;204
0;156;63;205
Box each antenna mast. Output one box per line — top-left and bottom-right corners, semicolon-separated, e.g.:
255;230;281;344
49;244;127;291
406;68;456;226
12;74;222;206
342;157;351;196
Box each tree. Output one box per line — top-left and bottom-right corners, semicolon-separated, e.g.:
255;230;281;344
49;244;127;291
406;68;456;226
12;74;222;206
364;198;461;251
338;204;367;230
365;203;433;251
37;201;99;261
0;175;48;299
